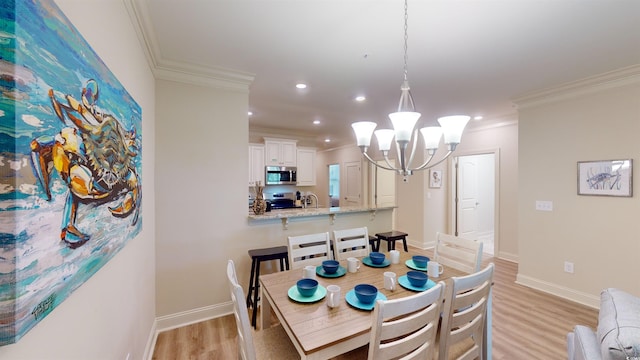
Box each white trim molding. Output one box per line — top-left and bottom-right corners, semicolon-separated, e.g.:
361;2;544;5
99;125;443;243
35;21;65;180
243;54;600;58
513;64;640;109
516;273;600;309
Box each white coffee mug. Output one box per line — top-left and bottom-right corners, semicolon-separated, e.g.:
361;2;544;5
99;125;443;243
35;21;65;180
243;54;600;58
383;271;397;291
326;285;341;308
303;265;316;279
428;261;444;278
347;257;360;273
389;250;400;264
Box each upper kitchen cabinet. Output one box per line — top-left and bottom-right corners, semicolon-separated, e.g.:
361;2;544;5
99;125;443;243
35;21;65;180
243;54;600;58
296;147;316;186
249;143;265;187
264;138;297;166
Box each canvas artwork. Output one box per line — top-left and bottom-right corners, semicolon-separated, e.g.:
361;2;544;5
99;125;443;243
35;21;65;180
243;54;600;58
0;0;142;345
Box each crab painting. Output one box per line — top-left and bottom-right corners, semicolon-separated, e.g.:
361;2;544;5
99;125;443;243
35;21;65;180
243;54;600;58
29;79;141;249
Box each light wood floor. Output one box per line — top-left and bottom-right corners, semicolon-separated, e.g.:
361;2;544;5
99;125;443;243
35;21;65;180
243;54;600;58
152;254;598;360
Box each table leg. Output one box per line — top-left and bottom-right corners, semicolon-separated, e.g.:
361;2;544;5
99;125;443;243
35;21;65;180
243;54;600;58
259;281;271;330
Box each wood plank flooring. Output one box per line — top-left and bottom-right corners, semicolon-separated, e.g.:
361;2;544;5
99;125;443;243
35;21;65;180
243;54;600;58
152;254;598;360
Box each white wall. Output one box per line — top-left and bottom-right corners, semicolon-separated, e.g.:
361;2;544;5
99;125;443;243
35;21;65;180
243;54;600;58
516;66;640;306
0;1;157;359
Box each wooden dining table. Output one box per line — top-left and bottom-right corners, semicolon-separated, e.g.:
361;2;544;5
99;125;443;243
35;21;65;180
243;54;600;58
259;249;467;360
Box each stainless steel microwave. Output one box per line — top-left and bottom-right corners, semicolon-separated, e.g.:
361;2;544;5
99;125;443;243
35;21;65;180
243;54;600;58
265;166;297;185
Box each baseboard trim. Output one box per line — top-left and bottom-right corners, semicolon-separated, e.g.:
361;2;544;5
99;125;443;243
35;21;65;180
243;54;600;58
156;302;234;333
496;251;518;263
516;273;600;309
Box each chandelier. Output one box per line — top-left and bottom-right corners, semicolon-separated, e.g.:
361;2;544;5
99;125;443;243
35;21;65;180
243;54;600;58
351;0;470;181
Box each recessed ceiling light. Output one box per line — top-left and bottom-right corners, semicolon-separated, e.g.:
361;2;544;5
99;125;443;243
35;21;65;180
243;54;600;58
355;95;366;102
324;138;331;143
296;83;307;89
474;115;483;120
313;120;321;125
248;111;253;116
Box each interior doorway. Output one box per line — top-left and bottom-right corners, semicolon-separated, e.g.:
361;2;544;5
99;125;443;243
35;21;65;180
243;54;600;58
450;152;498;256
328;164;340;207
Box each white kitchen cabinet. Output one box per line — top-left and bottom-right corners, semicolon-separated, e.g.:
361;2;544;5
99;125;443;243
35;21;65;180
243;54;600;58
264;138;297;166
296;147;316;186
248;144;265;187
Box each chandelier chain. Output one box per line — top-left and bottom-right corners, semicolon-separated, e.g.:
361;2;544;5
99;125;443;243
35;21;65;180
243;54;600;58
403;0;409;82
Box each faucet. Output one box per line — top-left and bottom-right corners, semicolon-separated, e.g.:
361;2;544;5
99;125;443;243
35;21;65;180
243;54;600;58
303;193;319;208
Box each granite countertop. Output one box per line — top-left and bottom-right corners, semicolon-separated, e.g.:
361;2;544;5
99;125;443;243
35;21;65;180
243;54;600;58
247;206;395;220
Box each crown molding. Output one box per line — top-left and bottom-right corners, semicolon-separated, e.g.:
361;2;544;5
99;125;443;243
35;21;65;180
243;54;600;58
123;0;254;91
513;64;640;109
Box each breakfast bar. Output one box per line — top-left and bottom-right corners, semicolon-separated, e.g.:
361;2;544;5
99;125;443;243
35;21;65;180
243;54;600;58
248;206;395;230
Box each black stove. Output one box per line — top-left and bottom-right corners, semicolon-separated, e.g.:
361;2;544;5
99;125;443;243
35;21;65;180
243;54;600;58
269;198;296;209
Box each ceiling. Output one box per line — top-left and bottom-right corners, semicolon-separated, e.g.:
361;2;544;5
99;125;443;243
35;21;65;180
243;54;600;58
133;0;640;148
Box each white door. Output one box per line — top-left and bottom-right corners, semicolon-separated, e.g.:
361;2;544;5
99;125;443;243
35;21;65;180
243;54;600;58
454;153;496;255
344;161;362;206
372;160;396;207
457;156;480;239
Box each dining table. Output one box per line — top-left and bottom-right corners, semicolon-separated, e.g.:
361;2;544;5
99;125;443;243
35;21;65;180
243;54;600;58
259;249;470;360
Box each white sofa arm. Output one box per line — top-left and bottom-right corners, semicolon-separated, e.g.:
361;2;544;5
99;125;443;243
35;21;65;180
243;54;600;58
569;325;602;360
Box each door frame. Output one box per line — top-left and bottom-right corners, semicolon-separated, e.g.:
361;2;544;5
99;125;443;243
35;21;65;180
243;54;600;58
448;148;500;254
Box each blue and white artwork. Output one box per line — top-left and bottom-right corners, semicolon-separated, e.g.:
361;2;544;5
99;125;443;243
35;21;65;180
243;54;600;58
0;0;142;345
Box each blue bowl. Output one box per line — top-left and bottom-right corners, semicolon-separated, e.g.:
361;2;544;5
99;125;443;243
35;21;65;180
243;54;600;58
406;271;428;287
354;284;378;304
412;255;429;268
369;252;386;265
322;260;340;274
296;278;318;297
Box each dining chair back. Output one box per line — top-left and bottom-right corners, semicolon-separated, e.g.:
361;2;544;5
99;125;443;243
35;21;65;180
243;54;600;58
368;281;446;360
438;262;495;360
434;232;483;274
287;232;332;269
332;227;370;261
227;260;298;360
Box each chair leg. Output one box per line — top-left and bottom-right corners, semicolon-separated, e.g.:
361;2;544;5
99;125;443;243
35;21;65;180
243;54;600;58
402;237;408;252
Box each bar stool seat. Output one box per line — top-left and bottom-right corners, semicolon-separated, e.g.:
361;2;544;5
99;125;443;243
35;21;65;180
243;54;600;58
246;246;289;328
375;231;408;252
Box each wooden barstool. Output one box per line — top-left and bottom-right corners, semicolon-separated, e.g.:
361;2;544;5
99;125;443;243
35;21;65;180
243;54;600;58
246;246;289;328
375;231;409;252
369;235;380;252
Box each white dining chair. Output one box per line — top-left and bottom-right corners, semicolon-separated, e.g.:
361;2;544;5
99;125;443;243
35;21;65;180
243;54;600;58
226;260;298;360
332;227;370;261
438;262;494;360
434;232;483;274
368;281;446;360
287;232;332;269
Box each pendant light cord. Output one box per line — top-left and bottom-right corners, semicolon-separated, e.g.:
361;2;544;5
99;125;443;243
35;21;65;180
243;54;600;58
403;0;409;82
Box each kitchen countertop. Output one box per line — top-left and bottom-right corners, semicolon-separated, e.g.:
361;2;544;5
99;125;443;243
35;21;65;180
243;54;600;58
247;206;395;220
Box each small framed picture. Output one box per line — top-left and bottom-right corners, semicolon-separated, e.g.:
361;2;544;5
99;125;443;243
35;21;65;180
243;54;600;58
577;159;632;197
429;170;442;188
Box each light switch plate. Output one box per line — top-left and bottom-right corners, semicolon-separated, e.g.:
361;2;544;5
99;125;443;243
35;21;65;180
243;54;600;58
535;200;553;211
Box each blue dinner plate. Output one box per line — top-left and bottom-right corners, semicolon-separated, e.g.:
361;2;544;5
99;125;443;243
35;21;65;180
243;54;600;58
362;257;391;268
288;284;327;303
345;289;387;310
316;265;347;278
405;259;427;271
398;275;436;292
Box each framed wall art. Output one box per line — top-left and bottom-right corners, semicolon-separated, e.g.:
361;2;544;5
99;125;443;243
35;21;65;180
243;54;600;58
429;170;442;188
577;159;632;197
0;0;142;345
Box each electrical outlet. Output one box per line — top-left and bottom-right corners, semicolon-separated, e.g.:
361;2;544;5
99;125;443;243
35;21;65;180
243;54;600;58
564;261;574;273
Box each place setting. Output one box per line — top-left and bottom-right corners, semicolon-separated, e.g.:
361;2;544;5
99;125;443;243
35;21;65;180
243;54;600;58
398;270;436;292
405;255;429;271
362;251;391;268
288;267;327;303
345;284;386;311
316;259;346;278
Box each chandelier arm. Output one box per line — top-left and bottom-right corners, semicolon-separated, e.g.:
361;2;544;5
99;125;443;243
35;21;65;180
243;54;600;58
406;129;419;171
383;152;396;170
360;148;397;171
413;150;454;171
